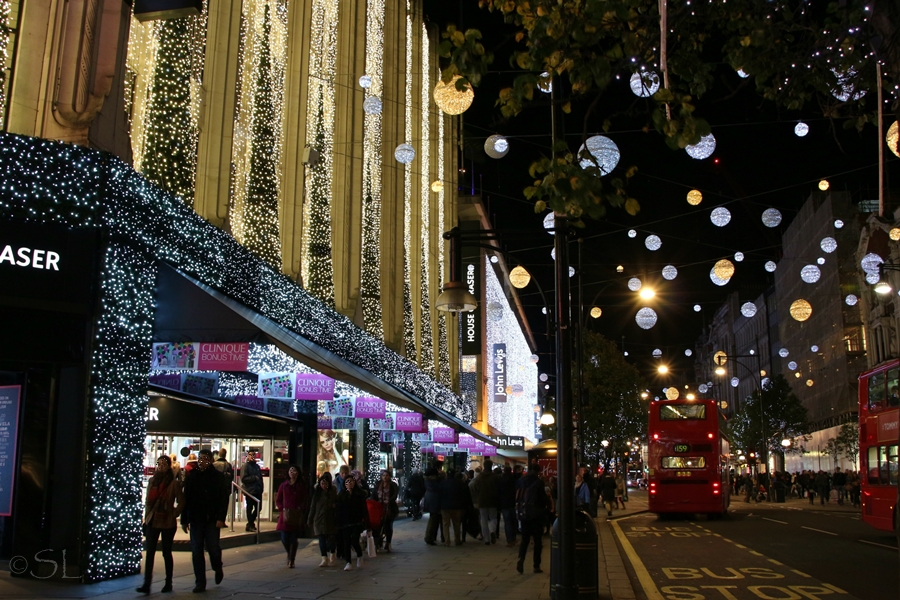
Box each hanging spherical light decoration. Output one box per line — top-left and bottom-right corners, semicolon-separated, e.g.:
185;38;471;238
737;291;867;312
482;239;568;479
710;269;729;286
363;96;383;114
539;373;549;382
530;354;540;364
710;207;731;227
431;180;443;193
834;219;844;229
713;351;727;365
645;235;662;251
685;349;693;357
891;228;900;241
487;302;504;321
551;248;556;260
845;294;858;306
627;277;643;291
693;305;701;312
818;179;830;191
687;190;703;205
861;252;884;274
666;387;680;400
788;361;797;371
817;257;825;265
761;377;771;388
509;265;532;288
578;136;620;175
652;348;662;358
635;307;658;330
569;266;576;278
686;134;716;160
484;134;509;159
800;265;821;283
887;121;900;158
778;348;789;357
543;212;556;235
806;379;814;387
734;252;744;262
394;143;415;164
831;67;865;102
736;68;750;79
794;122;809;137
433;75;474;115
789;299;813;322
740;302;757;318
731;377;740;388
662;265;678;280
542;307;548;314
820;237;837;253
714;259;735;280
630;71;660;97
359;74;373;89
761;208;782;228
590;307;602;318
765;261;777;272
867;271;880;285
698;383;708;393
537;72;552;94
810;345;819;352
628;229;637;238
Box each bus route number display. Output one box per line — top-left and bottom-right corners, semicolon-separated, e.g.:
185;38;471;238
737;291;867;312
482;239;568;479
673;443;690;453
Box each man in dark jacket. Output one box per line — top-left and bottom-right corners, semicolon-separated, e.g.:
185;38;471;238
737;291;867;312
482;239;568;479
406;469;425;520
423;466;443;545
470;459;500;544
515;463;547;574
241;451;263;531
439;470;466;546
600;471;617;516
182;449;228;593
498;466;519;547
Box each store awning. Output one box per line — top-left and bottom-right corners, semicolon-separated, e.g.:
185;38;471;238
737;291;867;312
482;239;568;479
147;383;301;424
157;265;494;445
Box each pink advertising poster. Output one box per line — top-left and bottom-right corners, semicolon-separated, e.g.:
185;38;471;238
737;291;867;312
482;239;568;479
483;445;497;457
395;412;423;432
457;433;476;449
369;413;396;431
234;395;265;411
432;427;456;443
295;374;336;401
149;373;182;391
258;373;294;399
354;397;386;419
325;397;355;417
196;343;249;371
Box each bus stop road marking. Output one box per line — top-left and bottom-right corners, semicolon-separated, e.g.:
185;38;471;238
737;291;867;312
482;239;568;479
857;539;898;551
610;518;665;600
801;526;838;536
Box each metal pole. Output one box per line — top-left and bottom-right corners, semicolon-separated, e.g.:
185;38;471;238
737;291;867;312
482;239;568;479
576;238;585;466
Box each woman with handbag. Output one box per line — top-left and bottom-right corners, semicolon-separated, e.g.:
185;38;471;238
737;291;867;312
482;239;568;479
137;455;184;595
276;465;308;568
374;470;399;552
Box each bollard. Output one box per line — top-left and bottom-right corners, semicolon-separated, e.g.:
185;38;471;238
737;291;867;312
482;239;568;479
550;510;599;599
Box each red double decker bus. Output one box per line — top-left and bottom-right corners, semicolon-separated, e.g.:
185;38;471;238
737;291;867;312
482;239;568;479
858;360;899;532
648;399;730;516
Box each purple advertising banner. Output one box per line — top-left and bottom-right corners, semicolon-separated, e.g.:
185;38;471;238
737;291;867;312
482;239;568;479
234;395;265;411
432;427;456;443
473;440;485;452
325;398;355;417
0;386;20;516
395;412;423;432
483;445;497;457
317;414;333;430
457;433;476;449
149;373;182;391
411;432;432;443
333;417;357;429
295;373;336;401
369;413;396;431
354;397;386;419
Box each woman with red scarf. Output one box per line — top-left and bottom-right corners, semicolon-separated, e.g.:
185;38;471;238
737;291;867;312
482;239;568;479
137;455;185;594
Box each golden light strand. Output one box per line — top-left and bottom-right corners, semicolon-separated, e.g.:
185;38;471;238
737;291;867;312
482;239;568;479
402;0;416;360
419;22;434;376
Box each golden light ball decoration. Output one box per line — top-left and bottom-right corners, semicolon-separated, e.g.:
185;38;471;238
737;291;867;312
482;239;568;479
713;350;727;365
590;307;602;318
887;121;899;158
431;180;444;193
891;227;900;241
509;265;532;289
818;179;830;191
789;299;813;322
713;258;735;280
687;189;703;205
666;387;680;400
433;75;474;115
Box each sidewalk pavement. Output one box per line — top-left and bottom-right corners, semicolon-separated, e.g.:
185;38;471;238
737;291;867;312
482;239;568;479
0;497;650;600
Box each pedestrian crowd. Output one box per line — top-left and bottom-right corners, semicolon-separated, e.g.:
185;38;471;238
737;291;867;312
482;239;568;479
729;467;861;507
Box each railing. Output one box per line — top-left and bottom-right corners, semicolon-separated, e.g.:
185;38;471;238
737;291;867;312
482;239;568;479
231;481;261;545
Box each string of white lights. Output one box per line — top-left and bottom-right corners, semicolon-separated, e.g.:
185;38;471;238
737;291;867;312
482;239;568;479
402;0;416;360
435;60;451;387
0;0;11;124
419;23;434;376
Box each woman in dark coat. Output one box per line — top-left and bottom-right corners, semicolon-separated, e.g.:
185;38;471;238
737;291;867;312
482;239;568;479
276;465;308;568
307;472;337;567
374;470;399;552
335;476;369;571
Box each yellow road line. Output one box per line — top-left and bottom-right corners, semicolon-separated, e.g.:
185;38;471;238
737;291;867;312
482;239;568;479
610;519;664;600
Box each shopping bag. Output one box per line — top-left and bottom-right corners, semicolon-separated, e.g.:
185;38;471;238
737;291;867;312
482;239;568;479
367;532;377;558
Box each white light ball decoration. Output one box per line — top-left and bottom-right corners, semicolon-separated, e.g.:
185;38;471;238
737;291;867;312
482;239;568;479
569;266;576;278
693;305;701;312
811;345;819;352
543;212;556;235
820;237;837;253
788;361;797;371
630;71;660;97
866;272;880;285
779;348;789;358
635;307;658;330
686;133;716;160
831;67;866;102
537;72;552;94
489;254;499;263
800;265;821;284
433;75;474;115
627;277;643;291
685;349;693;357
845;294;858;306
539;373;549;382
578;136;620;175
394;143;415;164
731;377;740;388
761;208;782;228
709;267;730;286
542;307;548;315
662;265;678;280
551;248;556;260
363;96;383;114
530;354;540;364
834;219;844;229
765;261;777;273
817;257;825;265
734;252;744;262
487;301;504;322
359;74;373;89
484;134;509;159
628;229;637;238
861;253;884;275
666;387;680;400
710;207;731;227
652;348;662;358
645;235;662;251
737;68;750;79
761;377;770;388
794;122;809;137
740;302;757;318
698;384;709;393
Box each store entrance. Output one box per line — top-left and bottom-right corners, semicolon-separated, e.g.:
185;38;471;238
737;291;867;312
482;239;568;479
143;434;290;540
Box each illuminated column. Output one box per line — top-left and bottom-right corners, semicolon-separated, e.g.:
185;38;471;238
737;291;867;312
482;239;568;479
418;20;434;376
401;0;416;360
